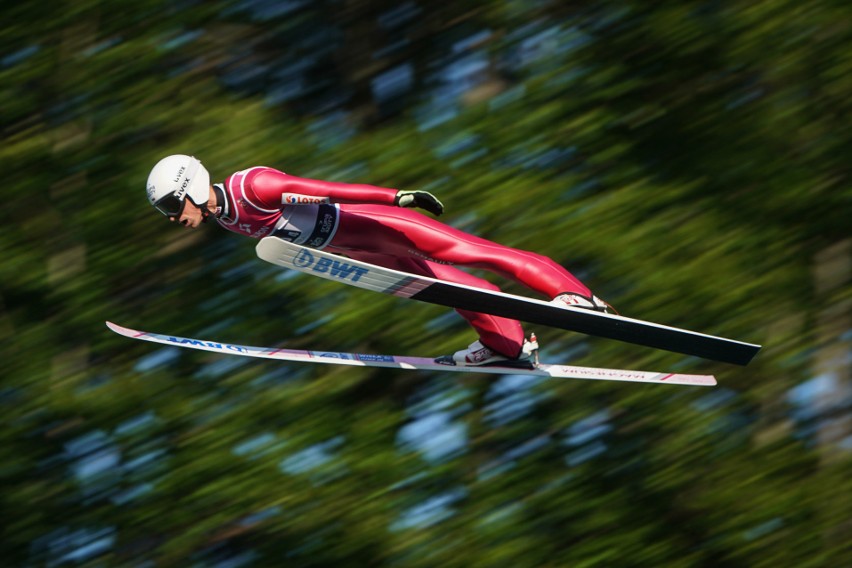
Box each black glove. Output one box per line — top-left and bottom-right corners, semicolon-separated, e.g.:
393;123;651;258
394;190;444;216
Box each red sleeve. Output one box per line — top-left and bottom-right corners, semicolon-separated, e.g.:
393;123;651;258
246;167;399;210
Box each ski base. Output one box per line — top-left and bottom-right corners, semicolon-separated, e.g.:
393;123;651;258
106;322;716;387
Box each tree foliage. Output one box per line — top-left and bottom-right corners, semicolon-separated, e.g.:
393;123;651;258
1;0;850;565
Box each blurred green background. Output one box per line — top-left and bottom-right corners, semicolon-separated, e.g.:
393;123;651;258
2;1;850;566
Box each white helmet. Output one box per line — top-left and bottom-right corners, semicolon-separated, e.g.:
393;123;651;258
146;155;211;217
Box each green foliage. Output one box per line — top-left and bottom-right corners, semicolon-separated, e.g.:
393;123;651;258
1;0;850;566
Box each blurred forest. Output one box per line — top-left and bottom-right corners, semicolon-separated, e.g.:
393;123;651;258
2;0;850;566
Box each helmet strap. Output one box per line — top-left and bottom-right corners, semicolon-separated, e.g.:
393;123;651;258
199;183;226;224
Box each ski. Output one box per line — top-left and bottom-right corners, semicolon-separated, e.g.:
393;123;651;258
255;237;761;365
106;321;716;386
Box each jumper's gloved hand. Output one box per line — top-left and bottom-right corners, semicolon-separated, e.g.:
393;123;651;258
394;190;444;216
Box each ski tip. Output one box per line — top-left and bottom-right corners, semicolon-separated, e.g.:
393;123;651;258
105;321;131;336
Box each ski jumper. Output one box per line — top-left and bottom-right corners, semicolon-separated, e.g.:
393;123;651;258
216;167;592;357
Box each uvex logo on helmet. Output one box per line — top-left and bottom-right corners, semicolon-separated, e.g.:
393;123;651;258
176;172;194;199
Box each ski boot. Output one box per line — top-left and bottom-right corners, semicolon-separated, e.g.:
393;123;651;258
551;292;612;313
435;335;539;369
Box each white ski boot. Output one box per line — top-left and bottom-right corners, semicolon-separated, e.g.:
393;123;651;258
551;293;611;313
435;335;539;369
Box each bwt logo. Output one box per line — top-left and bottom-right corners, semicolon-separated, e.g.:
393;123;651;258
293;250;368;282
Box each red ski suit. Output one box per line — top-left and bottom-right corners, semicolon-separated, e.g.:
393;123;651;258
216;167;591;357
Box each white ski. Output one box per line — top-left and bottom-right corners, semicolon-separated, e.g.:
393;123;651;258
106;321;716;387
256;236;761;366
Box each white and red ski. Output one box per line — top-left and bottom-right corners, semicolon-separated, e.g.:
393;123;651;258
255;237;761;366
106;321;716;387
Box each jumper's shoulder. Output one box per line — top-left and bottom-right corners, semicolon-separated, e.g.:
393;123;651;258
239;167;288;211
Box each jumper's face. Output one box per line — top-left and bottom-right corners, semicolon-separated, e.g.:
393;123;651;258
172;199;204;229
